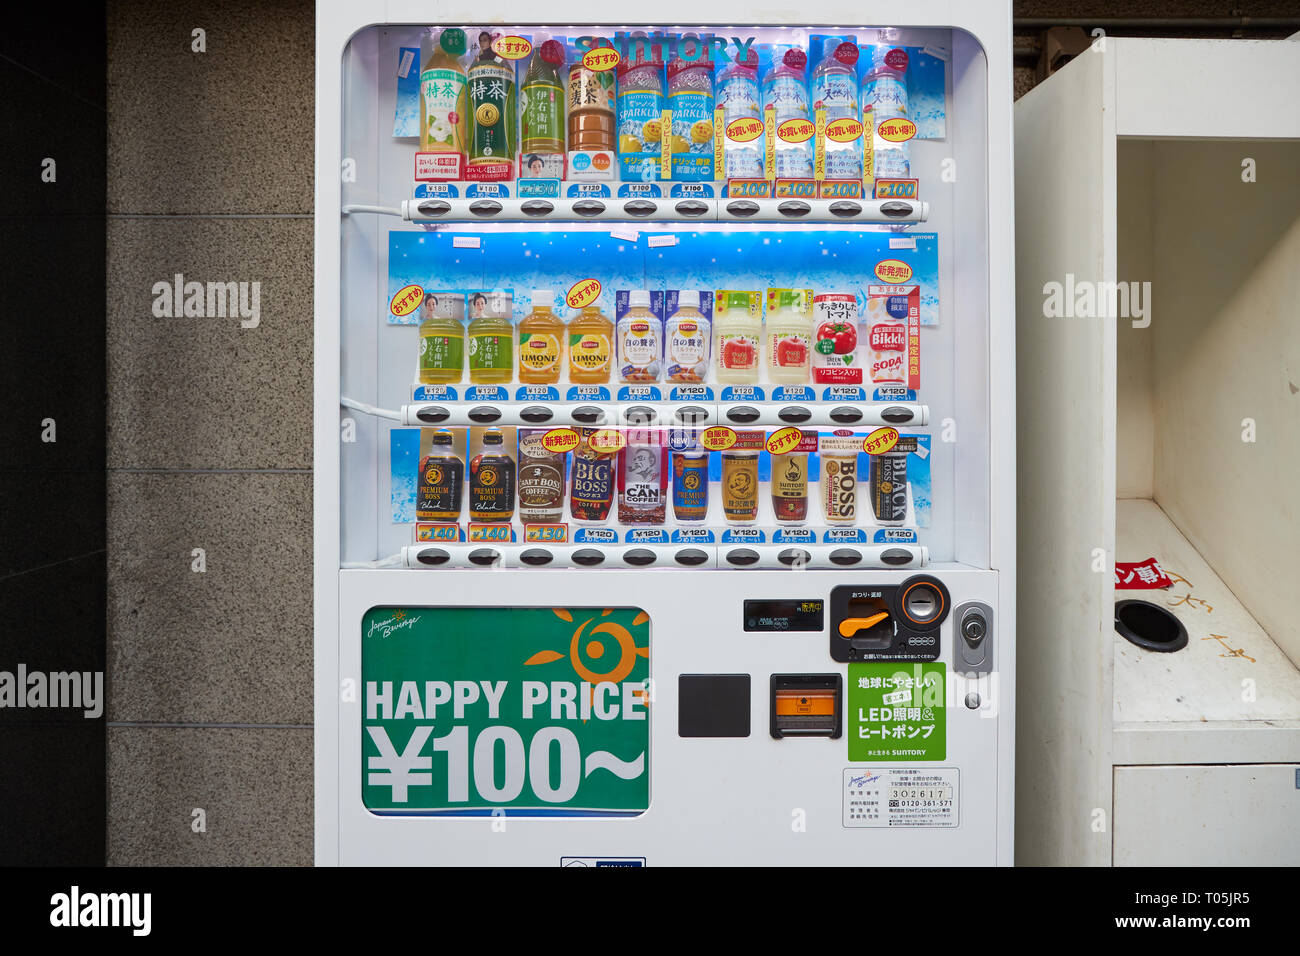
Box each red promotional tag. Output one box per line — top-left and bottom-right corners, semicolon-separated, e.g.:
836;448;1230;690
1115;558;1173;589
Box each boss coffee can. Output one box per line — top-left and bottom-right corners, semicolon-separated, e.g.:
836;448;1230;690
869;452;908;525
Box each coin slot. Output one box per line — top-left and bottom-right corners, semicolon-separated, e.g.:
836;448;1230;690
1115;600;1188;653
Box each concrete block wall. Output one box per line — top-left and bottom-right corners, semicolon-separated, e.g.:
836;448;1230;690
106;0;314;866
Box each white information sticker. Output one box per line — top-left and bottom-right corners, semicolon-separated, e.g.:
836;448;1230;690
843;767;959;828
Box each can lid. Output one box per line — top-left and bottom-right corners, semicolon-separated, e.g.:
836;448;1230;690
440;28;467;56
629;290;652;307
675;290;699;309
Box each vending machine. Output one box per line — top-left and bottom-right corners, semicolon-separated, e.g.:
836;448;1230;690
314;0;1015;865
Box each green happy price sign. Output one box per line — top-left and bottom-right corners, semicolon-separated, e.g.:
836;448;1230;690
361;606;650;814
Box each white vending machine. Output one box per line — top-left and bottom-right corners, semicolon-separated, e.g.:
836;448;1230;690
314;0;1015;865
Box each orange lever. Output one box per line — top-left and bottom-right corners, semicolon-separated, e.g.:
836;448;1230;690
838;611;890;638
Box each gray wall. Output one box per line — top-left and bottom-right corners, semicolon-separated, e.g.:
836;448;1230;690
104;0;1298;865
107;0;314;865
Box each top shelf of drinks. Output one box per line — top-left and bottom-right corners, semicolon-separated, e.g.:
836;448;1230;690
409;26;929;204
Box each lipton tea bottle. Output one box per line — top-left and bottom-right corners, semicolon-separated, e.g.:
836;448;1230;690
617;290;662;383
518;289;564;384
618;429;667;525
567;304;614;384
665;291;711;384
416;429;463;521
569;427;615;524
420;28;469;160
469;428;516;521
517;428;565;524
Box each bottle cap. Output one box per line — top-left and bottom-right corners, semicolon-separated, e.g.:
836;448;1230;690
629;290;651;307
432;429;454;445
675;290;699;309
531;290;553;306
440;28;467;56
539;39;565;66
833;41;860;66
482;429;504;445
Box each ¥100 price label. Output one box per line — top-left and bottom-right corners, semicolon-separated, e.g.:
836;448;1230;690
362;606;650;814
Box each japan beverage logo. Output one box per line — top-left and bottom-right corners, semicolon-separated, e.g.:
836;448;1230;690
870;323;906;352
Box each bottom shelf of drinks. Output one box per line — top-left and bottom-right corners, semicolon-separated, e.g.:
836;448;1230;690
402;423;931;566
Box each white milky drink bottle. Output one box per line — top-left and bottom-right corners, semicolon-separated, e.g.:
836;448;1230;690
664;291;711;385
617;290;663;383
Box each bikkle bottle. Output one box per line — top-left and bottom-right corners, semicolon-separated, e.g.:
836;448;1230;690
415;429;464;521
618;429;667;525
468;428;516;521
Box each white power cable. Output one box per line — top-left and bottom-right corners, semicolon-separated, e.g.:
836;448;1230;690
340;396;403;421
341;203;403;218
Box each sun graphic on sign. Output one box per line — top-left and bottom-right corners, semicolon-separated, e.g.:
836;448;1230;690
523;609;650;709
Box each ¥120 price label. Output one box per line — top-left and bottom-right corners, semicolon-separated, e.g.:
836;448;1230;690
362;606;650;815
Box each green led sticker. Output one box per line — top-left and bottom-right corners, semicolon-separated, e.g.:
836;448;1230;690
847;662;946;762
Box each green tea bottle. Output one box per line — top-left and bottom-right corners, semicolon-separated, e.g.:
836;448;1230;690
420;28;468;157
467;32;518;175
521;39;566;158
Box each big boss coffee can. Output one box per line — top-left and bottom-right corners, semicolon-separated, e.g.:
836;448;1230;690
869;452;908;526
